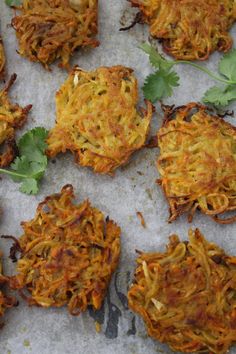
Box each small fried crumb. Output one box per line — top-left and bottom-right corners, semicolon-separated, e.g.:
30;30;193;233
136;211;146;228
95;321;101;333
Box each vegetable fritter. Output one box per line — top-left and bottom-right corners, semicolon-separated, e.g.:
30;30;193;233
10;185;121;315
0;74;32;168
12;0;99;69
47;66;153;174
0;36;5;80
157;103;236;224
128;229;236;354
129;0;236;60
0;252;18;321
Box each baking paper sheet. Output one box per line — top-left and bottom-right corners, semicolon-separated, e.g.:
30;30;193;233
0;1;236;353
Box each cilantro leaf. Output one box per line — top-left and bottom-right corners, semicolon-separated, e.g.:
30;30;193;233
18;127;48;163
0;127;49;195
202;85;236;107
5;0;21;6
20;179;39;195
10;156;46;182
219;49;236;82
10;156;31;182
140;44;236;108
140;43;174;71
143;70;180;103
202;86;226;106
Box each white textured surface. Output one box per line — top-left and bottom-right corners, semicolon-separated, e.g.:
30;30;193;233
0;1;236;353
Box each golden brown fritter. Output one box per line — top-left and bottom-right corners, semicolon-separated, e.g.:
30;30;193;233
128;228;236;354
47;66;153;174
11;0;99;69
0;36;5;80
10;185;121;315
0;74;32;168
157;103;236;224
0;252;18;321
129;0;236;60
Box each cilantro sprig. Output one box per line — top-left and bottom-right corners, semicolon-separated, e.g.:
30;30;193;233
0;127;49;195
5;0;21;6
141;43;236;107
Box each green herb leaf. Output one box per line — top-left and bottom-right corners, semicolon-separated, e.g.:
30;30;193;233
203;85;236;107
5;0;21;6
10;156;31;182
0;127;49;195
139;43;174;71
143;70;180;103
10;156;46;181
140;44;236;108
219;49;236;82
18;127;48;164
20;178;39;195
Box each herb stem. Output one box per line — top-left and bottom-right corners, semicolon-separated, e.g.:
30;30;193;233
0;169;29;179
173;60;236;85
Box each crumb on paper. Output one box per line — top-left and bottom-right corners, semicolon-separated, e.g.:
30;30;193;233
145;188;153;200
145;135;158;148
95;321;101;333
20;326;27;333
136;212;146;228
137;171;143;176
23;339;30;348
128;215;133;222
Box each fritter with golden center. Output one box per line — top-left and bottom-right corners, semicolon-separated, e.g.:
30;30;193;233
129;0;236;60
12;0;99;69
0;37;5;80
128;229;236;354
10;185;121;315
0;74;32;168
157;103;236;224
0;252;17;321
47;66;153;174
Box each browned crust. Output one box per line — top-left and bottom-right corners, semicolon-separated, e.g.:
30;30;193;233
128;228;236;354
128;0;236;60
9;185;121;316
0;251;18;320
0;36;5;80
47;65;153;174
11;0;99;69
0;74;32;168
157;103;236;224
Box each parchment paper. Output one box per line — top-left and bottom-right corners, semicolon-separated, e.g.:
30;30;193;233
0;1;236;353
